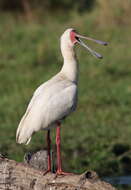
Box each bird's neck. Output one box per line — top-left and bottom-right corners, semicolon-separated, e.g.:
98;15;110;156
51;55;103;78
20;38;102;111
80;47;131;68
60;45;78;83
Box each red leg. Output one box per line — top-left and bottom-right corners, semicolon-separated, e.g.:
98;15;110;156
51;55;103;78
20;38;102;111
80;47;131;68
43;130;51;175
56;122;72;175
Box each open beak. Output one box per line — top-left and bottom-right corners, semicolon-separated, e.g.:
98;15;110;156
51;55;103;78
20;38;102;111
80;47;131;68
75;34;108;59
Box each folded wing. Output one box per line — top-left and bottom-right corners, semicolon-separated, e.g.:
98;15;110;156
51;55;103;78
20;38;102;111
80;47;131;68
16;78;77;145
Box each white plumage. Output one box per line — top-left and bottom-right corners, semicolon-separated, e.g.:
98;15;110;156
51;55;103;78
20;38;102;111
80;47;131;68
16;73;77;144
16;28;78;145
16;28;107;146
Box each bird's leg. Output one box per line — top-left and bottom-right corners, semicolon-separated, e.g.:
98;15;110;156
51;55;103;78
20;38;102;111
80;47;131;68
43;130;51;175
56;122;72;175
56;123;62;174
47;130;51;171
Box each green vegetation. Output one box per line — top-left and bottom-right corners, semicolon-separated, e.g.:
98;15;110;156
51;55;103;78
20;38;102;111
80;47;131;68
0;1;131;189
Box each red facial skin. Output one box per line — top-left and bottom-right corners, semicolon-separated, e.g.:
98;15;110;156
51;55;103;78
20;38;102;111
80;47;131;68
70;31;77;44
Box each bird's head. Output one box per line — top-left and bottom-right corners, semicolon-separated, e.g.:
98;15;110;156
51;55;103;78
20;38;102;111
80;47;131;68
61;28;108;59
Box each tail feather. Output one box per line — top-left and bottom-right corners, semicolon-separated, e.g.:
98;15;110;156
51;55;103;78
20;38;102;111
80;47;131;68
16;110;42;145
16;112;33;145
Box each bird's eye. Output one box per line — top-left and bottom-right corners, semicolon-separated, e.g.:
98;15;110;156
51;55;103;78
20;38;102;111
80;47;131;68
72;29;76;32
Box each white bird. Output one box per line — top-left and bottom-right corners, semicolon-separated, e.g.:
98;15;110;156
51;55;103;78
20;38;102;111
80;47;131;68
16;28;107;175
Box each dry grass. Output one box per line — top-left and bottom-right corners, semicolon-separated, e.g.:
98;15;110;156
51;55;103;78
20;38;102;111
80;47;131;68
96;0;131;26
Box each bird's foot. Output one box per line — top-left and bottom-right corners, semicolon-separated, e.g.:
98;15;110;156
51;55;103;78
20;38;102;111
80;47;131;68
56;169;73;176
43;169;51;175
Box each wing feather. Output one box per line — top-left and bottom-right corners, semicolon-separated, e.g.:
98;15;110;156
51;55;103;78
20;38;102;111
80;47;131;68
16;77;77;144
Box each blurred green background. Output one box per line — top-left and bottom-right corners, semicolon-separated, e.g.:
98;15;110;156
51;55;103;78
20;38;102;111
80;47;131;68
0;0;131;189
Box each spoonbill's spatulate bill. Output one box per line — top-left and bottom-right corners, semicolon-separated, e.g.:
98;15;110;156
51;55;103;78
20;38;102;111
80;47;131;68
16;28;108;175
